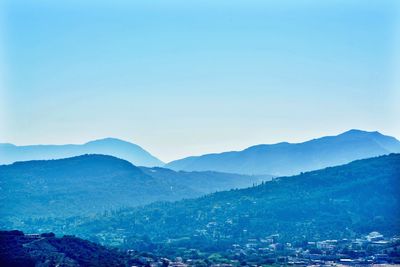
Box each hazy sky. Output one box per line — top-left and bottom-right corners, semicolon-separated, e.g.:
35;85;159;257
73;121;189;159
1;0;399;162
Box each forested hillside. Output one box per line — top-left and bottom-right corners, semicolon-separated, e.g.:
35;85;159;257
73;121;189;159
0;155;192;220
0;154;268;222
65;154;400;251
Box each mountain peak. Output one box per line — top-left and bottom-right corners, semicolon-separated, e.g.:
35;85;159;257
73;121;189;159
85;137;131;145
339;129;381;137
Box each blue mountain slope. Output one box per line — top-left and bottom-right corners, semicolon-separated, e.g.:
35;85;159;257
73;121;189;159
166;130;400;175
0;138;164;167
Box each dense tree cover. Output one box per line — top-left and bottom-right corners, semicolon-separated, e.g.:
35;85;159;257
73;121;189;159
67;154;400;252
0;154;266;221
0;231;35;267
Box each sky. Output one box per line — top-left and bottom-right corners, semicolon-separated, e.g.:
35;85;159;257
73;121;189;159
0;0;399;162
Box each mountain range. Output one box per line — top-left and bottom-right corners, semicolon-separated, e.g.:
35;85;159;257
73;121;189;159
2;130;399;176
166;129;400;175
0;154;267;221
0;138;163;167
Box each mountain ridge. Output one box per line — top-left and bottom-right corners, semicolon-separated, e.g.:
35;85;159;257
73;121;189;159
166;129;400;175
0;154;186;219
0;138;164;167
0;154;270;222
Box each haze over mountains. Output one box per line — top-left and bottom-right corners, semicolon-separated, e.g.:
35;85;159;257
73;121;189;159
166;130;400;175
0;138;163;167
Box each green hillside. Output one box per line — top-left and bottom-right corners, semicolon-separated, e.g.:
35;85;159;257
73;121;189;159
68;154;400;251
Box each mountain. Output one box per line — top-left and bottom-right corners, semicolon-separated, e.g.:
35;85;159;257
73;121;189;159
0;154;193;220
0;230;158;267
166;129;400;175
0;138;164;167
0;154;268;222
58;154;399;250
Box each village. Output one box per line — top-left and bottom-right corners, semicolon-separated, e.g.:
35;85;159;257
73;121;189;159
125;232;400;267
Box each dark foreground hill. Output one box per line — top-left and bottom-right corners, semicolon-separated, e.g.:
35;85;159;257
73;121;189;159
166;130;400;175
0;138;164;166
63;154;400;250
0;230;158;267
0;154;267;223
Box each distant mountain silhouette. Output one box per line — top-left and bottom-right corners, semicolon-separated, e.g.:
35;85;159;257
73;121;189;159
165;130;400;175
0;138;163;167
0;154;269;221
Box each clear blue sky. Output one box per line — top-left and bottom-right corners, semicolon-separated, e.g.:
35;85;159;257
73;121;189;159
1;0;399;162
